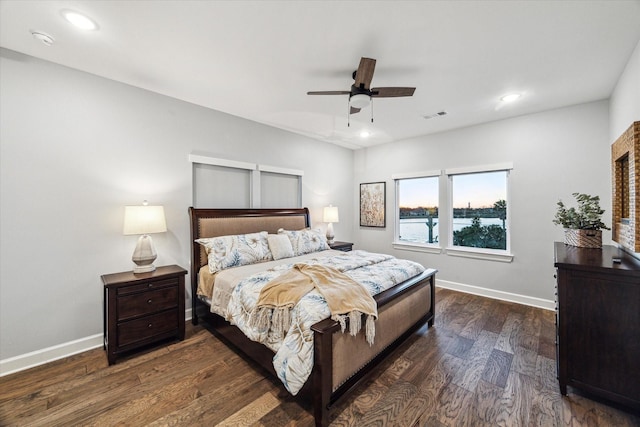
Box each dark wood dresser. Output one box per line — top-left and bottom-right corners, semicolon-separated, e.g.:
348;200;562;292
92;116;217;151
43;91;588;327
554;242;640;410
102;265;187;364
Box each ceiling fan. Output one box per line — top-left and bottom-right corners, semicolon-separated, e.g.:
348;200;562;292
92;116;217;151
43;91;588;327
307;57;416;120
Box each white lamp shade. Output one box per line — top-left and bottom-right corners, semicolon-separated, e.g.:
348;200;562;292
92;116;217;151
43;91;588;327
123;205;167;235
323;205;339;223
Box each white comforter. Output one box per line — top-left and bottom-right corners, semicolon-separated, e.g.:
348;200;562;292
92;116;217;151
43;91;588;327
209;249;425;395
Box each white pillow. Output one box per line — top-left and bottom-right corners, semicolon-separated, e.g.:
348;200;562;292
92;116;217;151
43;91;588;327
278;228;329;256
267;234;294;260
196;231;272;273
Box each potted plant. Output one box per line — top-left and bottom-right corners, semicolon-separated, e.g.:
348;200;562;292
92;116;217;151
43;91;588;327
553;193;610;248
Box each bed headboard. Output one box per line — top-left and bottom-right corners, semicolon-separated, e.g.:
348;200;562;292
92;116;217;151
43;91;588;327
188;207;310;302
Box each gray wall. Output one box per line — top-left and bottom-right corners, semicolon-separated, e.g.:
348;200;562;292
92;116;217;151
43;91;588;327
610;39;640;142
0;48;353;361
353;100;611;302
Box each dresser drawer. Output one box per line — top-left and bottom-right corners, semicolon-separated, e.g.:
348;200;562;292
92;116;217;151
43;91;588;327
118;310;178;347
117;286;178;321
117;278;178;296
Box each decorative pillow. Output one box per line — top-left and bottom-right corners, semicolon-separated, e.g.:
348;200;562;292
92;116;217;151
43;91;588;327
278;228;329;256
196;231;272;273
267;234;295;260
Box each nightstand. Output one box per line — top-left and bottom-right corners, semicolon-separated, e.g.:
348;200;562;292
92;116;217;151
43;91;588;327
329;241;353;252
102;265;187;365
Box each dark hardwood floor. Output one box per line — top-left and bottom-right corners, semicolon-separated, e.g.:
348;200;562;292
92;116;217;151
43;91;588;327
1;288;639;426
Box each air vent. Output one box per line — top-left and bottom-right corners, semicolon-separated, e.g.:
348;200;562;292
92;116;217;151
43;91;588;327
31;31;54;46
423;111;448;120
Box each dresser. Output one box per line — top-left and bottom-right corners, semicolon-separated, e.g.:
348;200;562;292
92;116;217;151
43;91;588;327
102;265;187;365
554;242;640;410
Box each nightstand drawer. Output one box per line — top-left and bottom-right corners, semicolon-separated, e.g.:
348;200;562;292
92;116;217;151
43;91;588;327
117;286;178;321
117;278;177;296
118;310;178;347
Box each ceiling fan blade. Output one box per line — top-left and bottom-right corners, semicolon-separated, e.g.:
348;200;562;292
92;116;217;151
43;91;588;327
354;57;376;90
371;87;416;97
350;106;361;115
307;91;351;95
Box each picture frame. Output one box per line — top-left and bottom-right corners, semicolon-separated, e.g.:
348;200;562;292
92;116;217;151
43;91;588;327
360;182;386;227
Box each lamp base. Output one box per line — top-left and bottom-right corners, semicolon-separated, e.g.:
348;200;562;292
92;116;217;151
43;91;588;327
131;234;158;274
326;222;335;245
133;264;157;274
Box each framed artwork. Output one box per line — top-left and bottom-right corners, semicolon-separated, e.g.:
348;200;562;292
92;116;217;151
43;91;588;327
360;182;386;227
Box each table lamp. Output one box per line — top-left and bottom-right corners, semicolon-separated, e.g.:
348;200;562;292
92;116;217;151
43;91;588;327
123;202;167;273
323;205;339;244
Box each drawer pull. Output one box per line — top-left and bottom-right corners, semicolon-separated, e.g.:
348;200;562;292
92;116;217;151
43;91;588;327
148;283;153;288
148;323;153;328
147;299;152;304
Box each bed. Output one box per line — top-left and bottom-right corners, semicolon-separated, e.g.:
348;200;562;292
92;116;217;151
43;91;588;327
188;207;436;426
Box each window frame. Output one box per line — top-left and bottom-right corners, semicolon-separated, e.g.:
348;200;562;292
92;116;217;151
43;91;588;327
392;170;443;254
445;163;514;263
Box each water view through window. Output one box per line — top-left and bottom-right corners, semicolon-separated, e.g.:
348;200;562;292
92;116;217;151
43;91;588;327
398;176;439;244
398;171;508;250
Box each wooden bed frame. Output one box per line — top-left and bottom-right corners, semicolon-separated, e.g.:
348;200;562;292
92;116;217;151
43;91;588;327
188;207;436;426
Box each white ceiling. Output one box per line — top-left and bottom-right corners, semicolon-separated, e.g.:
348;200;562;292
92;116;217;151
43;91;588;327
1;1;640;149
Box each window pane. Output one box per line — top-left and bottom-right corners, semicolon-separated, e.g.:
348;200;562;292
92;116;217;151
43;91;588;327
261;171;301;208
451;171;507;250
397;176;439;244
193;163;250;208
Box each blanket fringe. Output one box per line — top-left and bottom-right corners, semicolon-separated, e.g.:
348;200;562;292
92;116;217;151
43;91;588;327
365;314;375;346
349;310;361;337
249;307;273;332
333;314;347;333
249;306;293;336
331;311;376;346
270;307;291;336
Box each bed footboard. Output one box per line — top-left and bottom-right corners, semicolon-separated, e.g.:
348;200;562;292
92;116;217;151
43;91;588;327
311;268;436;426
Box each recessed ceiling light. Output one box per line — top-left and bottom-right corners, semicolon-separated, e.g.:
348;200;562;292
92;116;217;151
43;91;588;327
360;131;370;138
500;93;521;103
61;10;98;30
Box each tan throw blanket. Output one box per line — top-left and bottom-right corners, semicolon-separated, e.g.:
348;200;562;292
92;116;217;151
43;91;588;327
250;263;378;345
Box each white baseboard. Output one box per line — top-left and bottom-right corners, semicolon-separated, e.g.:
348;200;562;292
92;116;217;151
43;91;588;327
436;279;555;311
1;307;195;377
0;334;104;377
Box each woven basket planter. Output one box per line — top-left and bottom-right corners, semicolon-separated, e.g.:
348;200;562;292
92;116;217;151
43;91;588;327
564;229;602;248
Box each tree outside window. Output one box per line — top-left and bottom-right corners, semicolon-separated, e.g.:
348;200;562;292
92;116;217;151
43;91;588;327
451;170;509;251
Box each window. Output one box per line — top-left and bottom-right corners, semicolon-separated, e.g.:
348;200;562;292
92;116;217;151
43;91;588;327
447;164;512;261
192;162;252;208
393;172;440;249
260;171;301;208
190;154;303;208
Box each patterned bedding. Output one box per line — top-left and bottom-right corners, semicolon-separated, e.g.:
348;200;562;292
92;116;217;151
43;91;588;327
207;249;425;395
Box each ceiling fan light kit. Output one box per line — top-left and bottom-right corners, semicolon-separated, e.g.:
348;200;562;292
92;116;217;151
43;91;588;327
350;94;371;109
308;57;416;126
